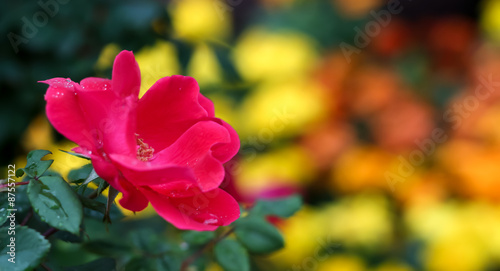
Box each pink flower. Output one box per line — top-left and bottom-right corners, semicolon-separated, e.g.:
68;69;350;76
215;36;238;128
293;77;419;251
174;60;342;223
41;51;240;231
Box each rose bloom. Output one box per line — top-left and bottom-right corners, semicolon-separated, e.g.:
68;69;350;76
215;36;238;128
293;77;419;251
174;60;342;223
42;51;240;230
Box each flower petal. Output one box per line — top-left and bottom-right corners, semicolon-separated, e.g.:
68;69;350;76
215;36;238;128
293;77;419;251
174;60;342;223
115;176;149;212
198;94;215;117
80;77;112;91
210;119;240;163
112;50;141;98
90;155;120;184
136;75;209;152
108;153;196;186
149;181;199;198
77;90;136;156
153;120;230;191
91;155;148;212
141;187;240;231
42;78;93;151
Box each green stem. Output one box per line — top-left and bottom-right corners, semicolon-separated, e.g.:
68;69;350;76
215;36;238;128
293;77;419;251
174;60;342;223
41;263;52;271
0;181;29;189
20;208;33;226
42;227;58;238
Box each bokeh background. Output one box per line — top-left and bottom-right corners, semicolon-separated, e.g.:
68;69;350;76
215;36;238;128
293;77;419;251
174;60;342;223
2;0;500;270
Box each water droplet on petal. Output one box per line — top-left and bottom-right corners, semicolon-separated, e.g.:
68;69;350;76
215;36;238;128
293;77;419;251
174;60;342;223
192;213;221;226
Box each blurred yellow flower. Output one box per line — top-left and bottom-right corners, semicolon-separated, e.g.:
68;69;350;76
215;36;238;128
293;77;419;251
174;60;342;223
405;201;498;271
169;0;231;42
324;193;394;251
269;207;329;267
480;0;500;42
21;115;54;151
206;93;239;130
425;235;488;271
317;254;367;271
239;78;328;139
236;146;314;195
187;43;223;86
233;28;318;82
134;41;181;97
464;203;500;262
373;262;414;271
405;201;461;242
95;43;121;70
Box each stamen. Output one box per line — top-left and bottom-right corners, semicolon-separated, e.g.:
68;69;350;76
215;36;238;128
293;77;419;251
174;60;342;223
136;134;154;161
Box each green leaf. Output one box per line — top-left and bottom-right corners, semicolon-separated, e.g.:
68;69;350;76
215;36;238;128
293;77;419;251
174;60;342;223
82;169;100;187
124;257;156;271
128;228;173;253
235;217;284;254
15;169;24;178
94;178;108;196
80;190;123;221
13;185;32;214
79;195;106;215
59;149;91;160
22;150;53;178
0;226;51;271
214;239;250;271
28;176;83;234
53;230;82;243
68;164;93;183
154;255;181;271
125;253;182;271
64;258;117;271
181;230;216;245
82;240;131;257
0;192;9;226
251;195;302;218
